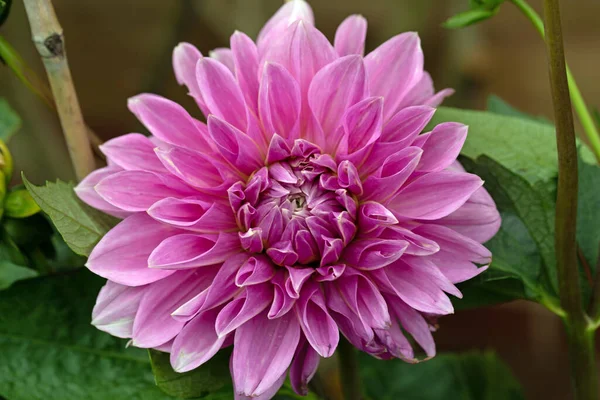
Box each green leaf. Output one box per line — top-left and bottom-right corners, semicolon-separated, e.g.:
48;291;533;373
487;95;551;125
435;107;559;185
23;176;119;256
432;108;559;302
452;209;543;310
576;155;600;276
0;270;172;400
4;188;41;218
2;214;53;248
148;351;320;399
593;108;600;130
46;232;87;271
445;0;505;29
149;349;233;399
0;0;11;28
0;261;38;290
0;228;28;266
273;385;320;400
469;0;505;7
444;9;497;29
360;351;524;400
0;97;20;143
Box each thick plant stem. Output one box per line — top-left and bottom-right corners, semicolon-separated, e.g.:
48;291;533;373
22;0;94;181
543;1;598;399
511;0;600;162
337;338;362;400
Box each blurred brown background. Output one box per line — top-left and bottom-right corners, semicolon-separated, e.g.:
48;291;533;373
1;1;599;399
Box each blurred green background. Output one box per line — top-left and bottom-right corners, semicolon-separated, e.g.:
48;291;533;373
1;1;600;399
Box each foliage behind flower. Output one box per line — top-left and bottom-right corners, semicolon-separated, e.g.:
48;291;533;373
75;1;500;398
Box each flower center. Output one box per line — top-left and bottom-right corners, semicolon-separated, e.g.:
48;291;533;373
228;139;363;268
288;193;307;213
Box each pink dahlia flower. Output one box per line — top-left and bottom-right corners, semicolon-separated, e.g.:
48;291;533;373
76;1;501;398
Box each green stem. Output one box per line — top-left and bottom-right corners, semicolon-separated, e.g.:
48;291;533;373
511;0;600;162
0;139;13;184
543;0;598;399
0;35;54;108
337;338;362;400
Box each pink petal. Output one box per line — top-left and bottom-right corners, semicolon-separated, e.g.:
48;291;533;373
334;15;368;56
232;312;301;397
360;107;434;177
235;255;276;287
148;197;236;232
357;202;399;233
374;316;415;361
382;105;436;144
132;269;217;348
234;371;286;400
285;267;314;299
92;281;146;338
364;32;424;121
296;281;339;357
231;31;260;114
398;71;453;110
266;134;293;164
172;43;207;113
389;171;484;220
170;308;226;372
343;238;408;270
96;170;195;212
430;255;488;284
128;94;211;152
439;184;501;243
259;62;301;140
172;253;248;321
149;232;241;269
337;270;391;329
215;284;273;337
239;228;264;254
99;133;165;173
86;214;177;286
154;340;174;353
209;47;235;74
154;144;235;191
75;166;131;219
290;338;320;396
386;295;435;357
373;259;455;315
262;20;336;131
208;116;264;175
343;97;384;161
362;146;422;202
197;58;248;132
377;225;440;256
256;0;314;54
417;123;468;173
269;270;297;319
308;55;366;144
315;264;346;282
414;224;491;264
331;211;357;246
325;284;374;349
337;160;363;195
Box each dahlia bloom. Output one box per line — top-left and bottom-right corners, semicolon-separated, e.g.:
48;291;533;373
76;1;501;398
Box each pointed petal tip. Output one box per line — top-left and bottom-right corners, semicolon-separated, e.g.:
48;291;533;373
170;351;198;373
